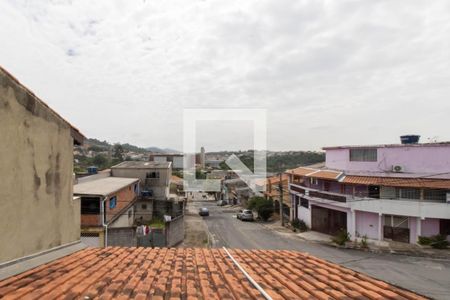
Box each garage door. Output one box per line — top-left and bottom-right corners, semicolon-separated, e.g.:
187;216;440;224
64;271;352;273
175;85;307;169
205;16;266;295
311;205;347;235
81;233;100;247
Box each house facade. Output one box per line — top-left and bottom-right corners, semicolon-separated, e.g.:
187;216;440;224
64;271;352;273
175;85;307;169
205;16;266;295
111;161;172;220
288;141;450;244
0;66;84;264
74;177;139;247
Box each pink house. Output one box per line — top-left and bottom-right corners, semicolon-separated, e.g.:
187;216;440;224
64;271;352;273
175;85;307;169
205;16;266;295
288;138;450;244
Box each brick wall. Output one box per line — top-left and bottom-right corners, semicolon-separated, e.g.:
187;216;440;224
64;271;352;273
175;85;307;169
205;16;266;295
106;183;137;223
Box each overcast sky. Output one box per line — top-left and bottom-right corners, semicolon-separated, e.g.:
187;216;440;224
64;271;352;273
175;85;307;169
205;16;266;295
1;0;450;151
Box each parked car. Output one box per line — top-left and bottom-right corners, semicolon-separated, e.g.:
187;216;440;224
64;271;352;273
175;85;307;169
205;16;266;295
237;209;254;221
217;200;227;206
199;207;209;216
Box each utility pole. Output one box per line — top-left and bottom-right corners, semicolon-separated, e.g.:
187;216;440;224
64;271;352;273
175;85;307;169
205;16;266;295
279;172;284;227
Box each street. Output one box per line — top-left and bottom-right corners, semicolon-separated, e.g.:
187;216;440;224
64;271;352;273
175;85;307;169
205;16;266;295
187;195;450;300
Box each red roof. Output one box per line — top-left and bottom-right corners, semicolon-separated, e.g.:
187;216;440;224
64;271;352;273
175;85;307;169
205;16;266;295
343;176;450;189
0;247;426;299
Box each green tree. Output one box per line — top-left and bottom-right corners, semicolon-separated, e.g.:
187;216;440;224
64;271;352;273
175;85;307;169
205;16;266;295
247;196;274;221
113;143;124;161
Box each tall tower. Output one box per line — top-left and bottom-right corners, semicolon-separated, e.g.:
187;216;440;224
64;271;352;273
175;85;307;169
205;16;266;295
200;146;205;169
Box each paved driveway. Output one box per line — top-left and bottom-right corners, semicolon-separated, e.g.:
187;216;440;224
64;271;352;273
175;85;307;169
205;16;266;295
191;199;450;299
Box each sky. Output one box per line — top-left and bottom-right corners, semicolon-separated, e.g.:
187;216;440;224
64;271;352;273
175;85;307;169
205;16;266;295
1;0;450;151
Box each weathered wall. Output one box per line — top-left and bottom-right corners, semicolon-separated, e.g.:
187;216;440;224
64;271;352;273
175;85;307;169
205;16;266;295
166;215;184;247
0;69;80;263
108;227;136;247
135;199;153;223
111;168;170;200
326;146;450;173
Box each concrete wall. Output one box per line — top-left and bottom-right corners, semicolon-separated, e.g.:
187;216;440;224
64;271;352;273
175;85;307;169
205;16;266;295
166;215;184;247
111;167;171;200
110;206;134;228
326;145;450;173
355;211;379;240
135;199;153;223
108;227;137;247
0;68;80;263
421;218;440;237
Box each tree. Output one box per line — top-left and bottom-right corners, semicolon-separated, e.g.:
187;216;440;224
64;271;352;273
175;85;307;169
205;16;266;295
247;196;274;221
113;143;124;161
92;154;109;169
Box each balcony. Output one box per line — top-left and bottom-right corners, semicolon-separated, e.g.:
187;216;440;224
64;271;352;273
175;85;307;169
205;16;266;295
289;183;347;203
289;183;450;219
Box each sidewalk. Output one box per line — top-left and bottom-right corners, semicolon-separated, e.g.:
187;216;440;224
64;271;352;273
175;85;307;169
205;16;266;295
261;221;450;259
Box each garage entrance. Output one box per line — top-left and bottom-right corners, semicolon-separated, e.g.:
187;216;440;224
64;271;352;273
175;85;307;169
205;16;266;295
311;205;347;235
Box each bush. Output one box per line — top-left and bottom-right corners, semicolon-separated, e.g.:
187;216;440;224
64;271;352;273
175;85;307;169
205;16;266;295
360;235;368;248
418;235;448;249
292;219;308;232
332;229;351;246
418;236;433;245
247;196;274;221
430;235;449;249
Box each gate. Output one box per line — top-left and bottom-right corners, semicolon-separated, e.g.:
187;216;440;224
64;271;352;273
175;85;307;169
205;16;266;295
383;215;410;243
311;205;347;236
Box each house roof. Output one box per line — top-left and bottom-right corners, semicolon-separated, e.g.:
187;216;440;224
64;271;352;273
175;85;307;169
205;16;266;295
342;175;450;189
111;161;171;169
0;66;85;145
74;177;139;196
286;167;342;180
0;247;425;299
287;166;450;189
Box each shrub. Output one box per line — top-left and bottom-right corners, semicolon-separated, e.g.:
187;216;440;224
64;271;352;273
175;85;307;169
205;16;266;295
332;229;351;246
360;235;368;248
247;196;274;221
418;236;433;245
292;218;308;232
430;235;449;249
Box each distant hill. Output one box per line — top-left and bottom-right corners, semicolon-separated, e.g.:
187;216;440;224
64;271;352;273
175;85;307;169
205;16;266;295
146;147;181;153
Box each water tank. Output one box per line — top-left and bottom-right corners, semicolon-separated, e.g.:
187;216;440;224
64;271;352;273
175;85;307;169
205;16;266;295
400;135;420;144
87;166;98;174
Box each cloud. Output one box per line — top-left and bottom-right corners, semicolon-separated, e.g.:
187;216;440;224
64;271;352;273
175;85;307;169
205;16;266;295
1;0;450;151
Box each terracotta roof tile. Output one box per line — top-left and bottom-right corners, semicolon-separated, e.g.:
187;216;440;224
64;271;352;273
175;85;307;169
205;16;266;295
0;247;427;300
343;175;450;189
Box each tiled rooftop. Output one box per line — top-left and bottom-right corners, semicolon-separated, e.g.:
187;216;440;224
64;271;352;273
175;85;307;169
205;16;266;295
0;247;426;299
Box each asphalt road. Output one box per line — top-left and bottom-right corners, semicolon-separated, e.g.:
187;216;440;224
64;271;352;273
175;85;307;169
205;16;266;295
190;198;450;299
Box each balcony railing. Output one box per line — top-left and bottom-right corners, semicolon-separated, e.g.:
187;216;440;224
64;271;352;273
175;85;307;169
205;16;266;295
289;183;448;204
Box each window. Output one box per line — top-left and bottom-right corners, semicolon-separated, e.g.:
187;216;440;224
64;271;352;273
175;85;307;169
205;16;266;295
309;177;319;185
424;189;447;201
81;197;100;214
146;171;160;179
349;148;377;162
128;209;133;219
300;198;309;208
142;204;147;210
134;184;138;193
109;196;117;209
396;188;420;199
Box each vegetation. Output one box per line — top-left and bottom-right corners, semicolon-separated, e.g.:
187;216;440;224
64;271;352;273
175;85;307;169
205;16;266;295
247;196;274;221
419;235;449;249
219;151;325;173
360;235;368;248
332;229;351;246
147;217;165;229
291;218;308;232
